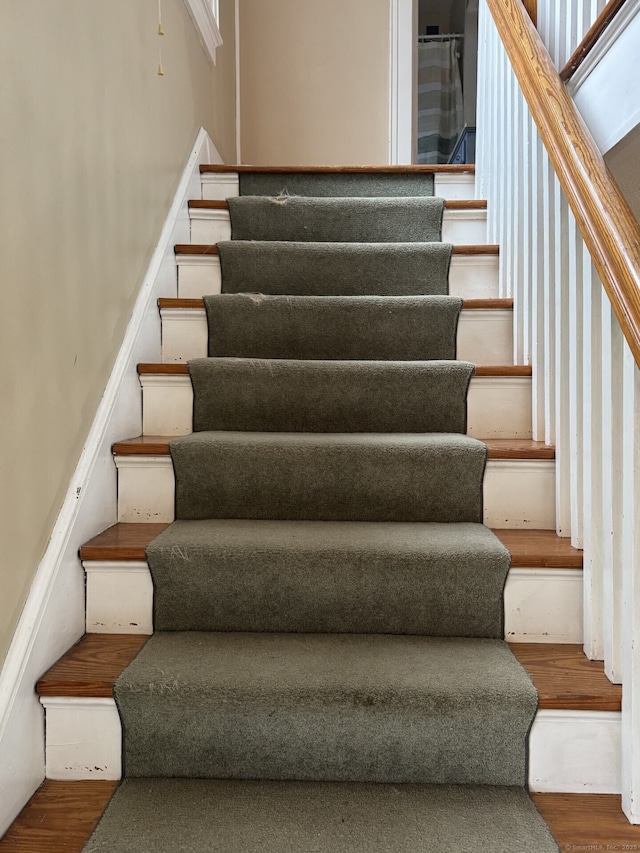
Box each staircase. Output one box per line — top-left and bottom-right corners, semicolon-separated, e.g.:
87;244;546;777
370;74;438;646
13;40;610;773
7;165;626;850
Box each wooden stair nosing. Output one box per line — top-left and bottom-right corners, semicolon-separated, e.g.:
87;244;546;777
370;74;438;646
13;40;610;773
199;164;477;175
187;198;488;211
80;524;582;569
136;363;533;378
174;243;501;256
157;297;515;311
35;633;620;712
112;434;554;460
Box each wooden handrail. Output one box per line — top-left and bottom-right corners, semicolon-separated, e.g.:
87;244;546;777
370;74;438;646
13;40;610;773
560;0;628;82
486;0;640;369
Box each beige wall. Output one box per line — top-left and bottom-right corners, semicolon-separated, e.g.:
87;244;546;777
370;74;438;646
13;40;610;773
0;0;236;666
239;0;390;165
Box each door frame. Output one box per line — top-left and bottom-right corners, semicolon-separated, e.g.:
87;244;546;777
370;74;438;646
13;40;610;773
389;0;417;163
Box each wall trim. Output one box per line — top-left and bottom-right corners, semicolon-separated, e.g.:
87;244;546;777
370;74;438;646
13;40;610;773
389;0;416;164
184;0;223;65
0;127;219;836
568;0;640;155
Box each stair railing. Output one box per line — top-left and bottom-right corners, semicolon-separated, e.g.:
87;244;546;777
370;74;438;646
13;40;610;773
475;0;640;822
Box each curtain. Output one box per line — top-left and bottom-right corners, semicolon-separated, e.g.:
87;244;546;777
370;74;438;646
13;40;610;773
417;39;465;164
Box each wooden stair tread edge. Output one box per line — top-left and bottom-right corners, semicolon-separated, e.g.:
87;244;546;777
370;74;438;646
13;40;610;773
531;793;640;847
35;635;620;711
137;364;531;376
187;199;487;211
36;635;149;697
0;780;119;853
3;786;639;853
79;523;170;560
510;644;621;712
112;435;554;460
158;297;514;310
199;164;477;174
493;529;582;568
173;243;501;256
80;524;582;568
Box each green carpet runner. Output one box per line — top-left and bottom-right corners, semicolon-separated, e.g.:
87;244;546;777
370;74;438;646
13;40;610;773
83;178;560;852
238;169;437;197
227;196;444;242
217;241;453;296
203;294;462;359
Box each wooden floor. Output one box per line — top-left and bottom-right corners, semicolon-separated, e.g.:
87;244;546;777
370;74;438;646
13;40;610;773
2;782;640;851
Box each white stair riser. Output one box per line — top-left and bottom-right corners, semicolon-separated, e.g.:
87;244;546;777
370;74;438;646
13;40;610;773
189;208;488;246
200;173;477;202
114;456;555;529
504;568;583;643
484;460;556;529
83;561;582;643
176;253;500;300
141;374;532;440
40;698;620;793
41;698;122;781
160;308;514;365
529;711;622;794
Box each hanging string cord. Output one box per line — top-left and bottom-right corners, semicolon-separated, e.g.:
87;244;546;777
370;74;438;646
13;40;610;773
158;0;165;75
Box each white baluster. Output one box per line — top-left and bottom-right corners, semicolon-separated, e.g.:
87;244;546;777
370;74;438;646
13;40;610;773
582;256;605;661
553;176;571;536
621;343;640;823
568;211;584;547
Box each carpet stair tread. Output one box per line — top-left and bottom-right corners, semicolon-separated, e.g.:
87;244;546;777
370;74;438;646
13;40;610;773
80;523;583;568
36;635;621;712
113;631;535;783
82;779;558;853
169;431;487;523
145;519;508;635
189;359;473;433
113;434;554;460
226;196;446;243
201;295;463;361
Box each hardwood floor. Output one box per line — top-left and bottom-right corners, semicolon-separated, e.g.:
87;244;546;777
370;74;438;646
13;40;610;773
533;793;640;850
3;783;640;851
0;781;117;852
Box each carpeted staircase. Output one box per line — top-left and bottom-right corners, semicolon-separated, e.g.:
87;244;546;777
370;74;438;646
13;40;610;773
83;177;560;851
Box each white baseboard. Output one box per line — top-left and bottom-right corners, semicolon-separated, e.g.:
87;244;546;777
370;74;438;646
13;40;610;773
0;127;219;836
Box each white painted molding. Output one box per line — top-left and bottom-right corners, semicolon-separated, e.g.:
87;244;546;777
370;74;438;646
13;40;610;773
389;0;416;164
0;128;219;837
568;0;640;154
183;0;223;65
